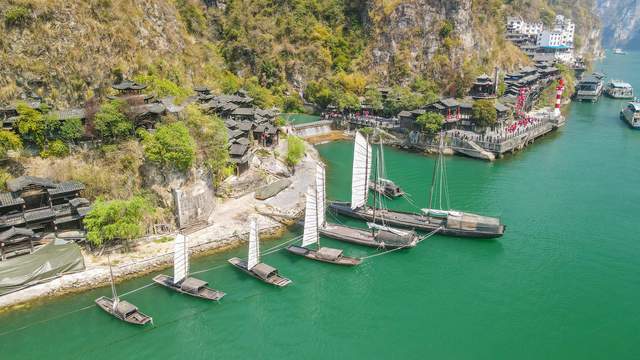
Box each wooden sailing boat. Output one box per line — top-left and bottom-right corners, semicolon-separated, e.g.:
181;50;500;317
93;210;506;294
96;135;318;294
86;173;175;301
286;166;361;266
228;218;292;287
329;132;506;238
95;255;153;326
321;133;418;249
153;233;226;301
368;137;405;198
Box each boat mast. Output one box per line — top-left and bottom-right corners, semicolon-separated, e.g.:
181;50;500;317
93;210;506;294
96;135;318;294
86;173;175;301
107;254;118;310
427;133;441;211
315;175;321;249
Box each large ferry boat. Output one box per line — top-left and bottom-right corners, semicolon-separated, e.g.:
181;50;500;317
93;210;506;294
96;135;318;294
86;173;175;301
605;80;634;99
575;75;604;102
620;101;640;129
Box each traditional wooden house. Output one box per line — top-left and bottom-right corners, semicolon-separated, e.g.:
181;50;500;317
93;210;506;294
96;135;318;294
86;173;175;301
229;142;250;176
470;74;496;99
0;227;37;260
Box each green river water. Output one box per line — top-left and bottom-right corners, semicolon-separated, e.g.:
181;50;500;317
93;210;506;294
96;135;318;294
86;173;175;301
1;54;639;359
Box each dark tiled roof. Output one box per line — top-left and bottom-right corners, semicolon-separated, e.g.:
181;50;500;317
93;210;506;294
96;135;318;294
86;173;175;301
232;107;254;116
6;176;56;192
440;98;459;108
47;181;85;196
237;121;252;131
229;143;249;156
24;208;56;222
234;137;250;146
112;80;147;91
0;192;24;208
0;227;34;242
51;108;86;121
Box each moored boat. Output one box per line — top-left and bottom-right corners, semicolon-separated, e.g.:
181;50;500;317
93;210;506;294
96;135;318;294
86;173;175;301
575;75;604;102
286;165;361;266
328;132;505;239
228;218;292;287
605;80;634;99
367;138;405;198
152;233;225;301
613;48;626;55
95;256;153;326
620;101;640;129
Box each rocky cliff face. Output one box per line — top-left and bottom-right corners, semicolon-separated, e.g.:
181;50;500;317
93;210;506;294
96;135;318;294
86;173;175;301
597;0;640;49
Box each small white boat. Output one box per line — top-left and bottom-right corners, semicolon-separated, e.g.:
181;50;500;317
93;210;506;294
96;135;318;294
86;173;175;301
153;233;225;301
613;48;626;55
605;80;634;99
228;218;292;287
620;101;640;129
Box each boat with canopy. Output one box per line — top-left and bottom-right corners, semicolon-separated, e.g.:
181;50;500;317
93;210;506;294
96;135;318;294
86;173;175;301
228;218;292;287
286;165;361;265
329;132;505;238
368;137;404;198
153;233;226;301
95;255;153;326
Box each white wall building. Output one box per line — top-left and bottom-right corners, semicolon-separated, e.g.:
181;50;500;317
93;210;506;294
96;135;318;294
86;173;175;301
506;17;544;36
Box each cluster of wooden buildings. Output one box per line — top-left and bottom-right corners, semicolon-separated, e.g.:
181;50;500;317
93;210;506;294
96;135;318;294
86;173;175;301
397;62;561;133
0;176;90;260
195;87;280;175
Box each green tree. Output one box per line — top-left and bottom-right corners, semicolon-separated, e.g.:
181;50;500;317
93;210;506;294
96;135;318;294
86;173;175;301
416;112;445;134
364;88;384;111
58;118;84;142
286;135;305;167
41;139;70;158
84;196;153;247
94;100;133;141
472;100;497;127
0;130;22;158
183;105;230;182
141;122;196;172
15;102;48;146
384;86;424;115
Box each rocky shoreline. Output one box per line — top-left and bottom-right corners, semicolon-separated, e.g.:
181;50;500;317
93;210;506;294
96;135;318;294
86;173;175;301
0;141;321;312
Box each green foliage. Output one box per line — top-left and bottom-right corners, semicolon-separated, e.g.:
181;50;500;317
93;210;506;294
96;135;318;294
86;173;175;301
141;122;196;172
364;88;383;111
472;100;497;127
383;86;425;116
183;105;230;182
359;127;374;136
94;100;133;142
416;112;444;134
282;95;304;113
4;6;31;27
0;130;22;158
15;103;48;147
244;77;277;108
274;116;287;127
41;139;70;158
439;20;454;38
84;196;154;246
175;0;206;35
0;169;10;191
285;135;305;167
132;74;189;99
58;118;84;142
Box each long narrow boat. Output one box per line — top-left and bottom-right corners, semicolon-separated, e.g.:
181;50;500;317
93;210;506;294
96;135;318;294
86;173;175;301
153;233;225;301
95;256;153;326
329;132;505;239
228;218;292;287
286;165;361;266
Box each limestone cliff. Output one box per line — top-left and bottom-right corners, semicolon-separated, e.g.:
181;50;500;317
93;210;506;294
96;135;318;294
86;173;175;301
597;0;640;49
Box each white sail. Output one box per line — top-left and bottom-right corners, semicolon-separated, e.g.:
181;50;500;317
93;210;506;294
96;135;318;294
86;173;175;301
173;233;189;284
247;218;260;269
302;186;318;247
351;132;372;210
316;164;326;227
367;222;410;236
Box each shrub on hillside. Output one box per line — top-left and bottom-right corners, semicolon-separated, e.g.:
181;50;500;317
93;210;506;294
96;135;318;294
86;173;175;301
0;130;22;158
183;105;230;182
286;135;305;167
141;122;196;172
94;100;133;142
4;6;31;27
416;112;444;134
84;196;154;247
41;139;70;158
472;99;497;127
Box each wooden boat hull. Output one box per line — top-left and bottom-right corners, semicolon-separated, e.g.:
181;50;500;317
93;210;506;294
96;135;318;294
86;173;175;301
285;245;362;266
94;296;152;326
227;257;292;287
368;181;404;198
319;222;417;249
328;201;505;238
152;274;226;301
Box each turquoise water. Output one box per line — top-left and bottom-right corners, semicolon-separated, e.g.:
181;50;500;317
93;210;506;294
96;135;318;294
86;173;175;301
281;113;320;124
1;55;639;359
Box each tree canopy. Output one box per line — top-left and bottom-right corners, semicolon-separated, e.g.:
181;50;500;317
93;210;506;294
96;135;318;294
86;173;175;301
472;99;497;127
183;105;230;182
416;112;445;134
84;196;153;246
286;135;305;167
0;129;22;158
141;122;196;172
94;100;133;141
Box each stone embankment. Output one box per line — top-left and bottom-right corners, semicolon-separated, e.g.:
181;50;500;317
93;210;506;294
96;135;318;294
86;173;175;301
0;142;322;311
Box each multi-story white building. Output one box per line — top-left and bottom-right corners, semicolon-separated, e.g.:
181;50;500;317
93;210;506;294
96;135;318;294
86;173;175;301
507;17;544;36
537;15;575;48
